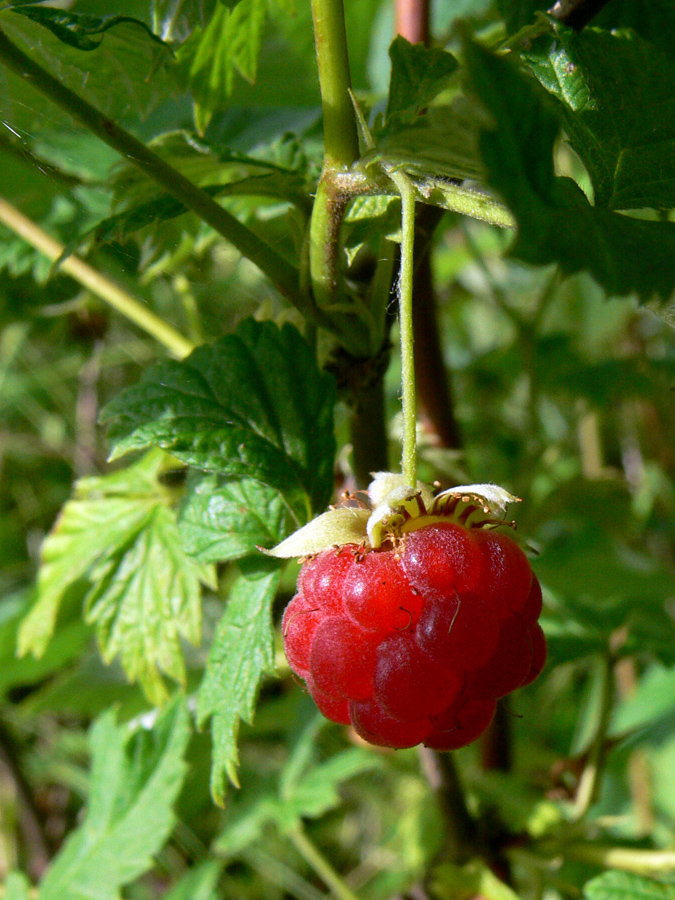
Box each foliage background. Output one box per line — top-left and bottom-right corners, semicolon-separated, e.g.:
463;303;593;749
0;0;675;898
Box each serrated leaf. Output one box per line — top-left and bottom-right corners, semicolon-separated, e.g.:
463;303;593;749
179;475;291;563
198;558;281;802
18;450;204;704
38;702;190;900
176;0;268;130
102;318;336;524
525;27;675;210
385;36;458;130
462;35;675;306
584;871;675;900
0;8;175;120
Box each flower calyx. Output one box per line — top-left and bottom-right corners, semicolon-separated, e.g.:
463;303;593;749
266;472;521;559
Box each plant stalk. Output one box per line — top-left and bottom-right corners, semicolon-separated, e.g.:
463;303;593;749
288;825;361;900
0;196;195;359
572;652;614;820
310;0;360;169
0;27;303;309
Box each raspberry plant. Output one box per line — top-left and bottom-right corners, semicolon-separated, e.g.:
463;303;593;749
1;1;675;899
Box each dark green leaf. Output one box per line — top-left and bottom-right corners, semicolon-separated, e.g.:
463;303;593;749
102;318;336;523
0;9;175;120
179;475;291;563
9;6;162;52
386;36;458;130
38;702;190;900
462;36;675;305
584;871;675;900
198;557;281;802
525;27;675;209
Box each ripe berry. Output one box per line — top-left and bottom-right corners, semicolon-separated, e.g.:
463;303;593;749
276;481;546;752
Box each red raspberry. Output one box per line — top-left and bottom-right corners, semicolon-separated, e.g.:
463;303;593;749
281;520;545;752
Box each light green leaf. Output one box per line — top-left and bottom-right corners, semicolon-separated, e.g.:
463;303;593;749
610;665;675;738
179;475;291;563
198;558;281;802
102;319;336;524
176;0;268;130
19;450;204;704
152;0;218;44
163;860;223;900
584;871;675;900
38;702;190;900
3;872;31;900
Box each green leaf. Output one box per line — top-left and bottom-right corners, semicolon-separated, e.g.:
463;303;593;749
18;450;205;705
584;871;675;900
385;36;458;130
462;35;675;305
2;872;31;900
102;318;336;523
198;557;281;802
38;702;190;900
610;664;675;738
0;8;175;120
433;860;523;900
176;0;268;131
152;0;218;44
179;475;291;563
8;6;162;52
525;27;675;210
163;860;223;900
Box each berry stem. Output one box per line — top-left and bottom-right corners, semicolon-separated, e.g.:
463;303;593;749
388;167;418;486
288;824;361;900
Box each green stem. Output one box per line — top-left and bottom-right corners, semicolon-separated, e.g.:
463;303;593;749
310;0;359;168
0;27;303;309
572;653;614;820
288;825;361;900
531;843;675;875
388;168;418;486
0;196;194;359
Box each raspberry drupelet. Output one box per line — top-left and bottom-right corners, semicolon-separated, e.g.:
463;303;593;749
270;475;546;751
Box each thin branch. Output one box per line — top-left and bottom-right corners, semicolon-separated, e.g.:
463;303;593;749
0;27;304;309
0;196;195;359
288;825;362;900
396;0;430;45
0;720;50;881
572;653;614;820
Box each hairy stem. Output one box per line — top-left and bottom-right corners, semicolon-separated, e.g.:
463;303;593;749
0;197;194;359
388;168;418;486
0;27;303;308
288;825;361;900
351;371;389;488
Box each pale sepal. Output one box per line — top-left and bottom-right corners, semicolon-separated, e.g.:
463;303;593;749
433;483;519;514
265;507;370;558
